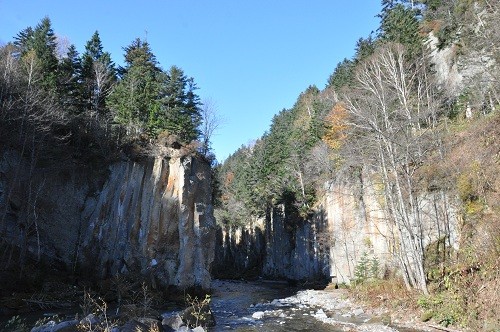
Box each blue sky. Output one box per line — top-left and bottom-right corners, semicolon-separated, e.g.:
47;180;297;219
0;1;381;161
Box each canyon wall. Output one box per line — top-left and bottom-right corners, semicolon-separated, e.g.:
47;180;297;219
322;174;460;284
214;171;459;285
0;147;215;290
214;205;330;284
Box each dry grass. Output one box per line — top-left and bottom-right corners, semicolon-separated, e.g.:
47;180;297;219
351;113;500;330
350;278;420;313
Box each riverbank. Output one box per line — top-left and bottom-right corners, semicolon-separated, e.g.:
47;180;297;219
209;279;439;332
0;279;460;332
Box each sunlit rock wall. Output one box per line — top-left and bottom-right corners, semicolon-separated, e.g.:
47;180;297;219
322;171;460;285
214;170;459;286
79;152;215;289
0;148;215;290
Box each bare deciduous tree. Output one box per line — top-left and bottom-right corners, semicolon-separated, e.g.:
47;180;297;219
200;98;224;157
341;43;446;294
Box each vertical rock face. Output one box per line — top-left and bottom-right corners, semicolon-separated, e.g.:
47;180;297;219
213;218;266;279
262;205;329;282
0;149;215;290
214;171;459;285
321;173;459;285
214;205;330;283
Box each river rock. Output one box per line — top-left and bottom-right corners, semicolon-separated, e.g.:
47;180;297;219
357;324;399;332
353;308;365;316
176;327;191;332
251;311;265;319
191;327;205;332
162;313;184;330
314;309;328;319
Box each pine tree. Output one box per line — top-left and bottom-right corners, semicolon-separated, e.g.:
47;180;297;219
108;38;162;136
58;44;83;114
160;65;201;142
378;1;422;56
14;17;59;92
81;31;115;118
354;35;376;63
327;58;355;90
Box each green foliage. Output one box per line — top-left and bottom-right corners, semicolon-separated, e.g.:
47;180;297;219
14;17;59;92
58;44;84;114
327;58;355;90
354;252;380;284
378;2;423;56
160;66;202;142
108;39;201;141
80;31;116;117
417;293;467;327
108;38;161;134
1;16;209;173
354;35;376;63
354;252;370;282
215;83;334;226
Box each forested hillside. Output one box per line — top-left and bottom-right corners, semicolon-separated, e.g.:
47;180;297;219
215;0;499;329
0;17;217;291
0;17;216;163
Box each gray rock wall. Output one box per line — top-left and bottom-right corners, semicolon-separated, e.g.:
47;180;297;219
214;172;459;285
0;148;215;290
214;205;330;283
321;173;459;285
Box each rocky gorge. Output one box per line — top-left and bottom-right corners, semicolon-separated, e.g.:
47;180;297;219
0;144;216;292
213;173;460;287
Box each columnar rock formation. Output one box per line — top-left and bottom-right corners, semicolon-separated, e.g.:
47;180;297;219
0;147;215;290
214;205;330;283
214;171;459;285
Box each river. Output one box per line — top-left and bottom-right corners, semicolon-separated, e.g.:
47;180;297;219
0;279;430;331
207;280;428;332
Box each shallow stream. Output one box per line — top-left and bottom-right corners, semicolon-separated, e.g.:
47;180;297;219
207;280;425;332
0;279;428;331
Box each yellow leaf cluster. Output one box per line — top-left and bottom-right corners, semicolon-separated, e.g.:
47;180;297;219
323;103;349;150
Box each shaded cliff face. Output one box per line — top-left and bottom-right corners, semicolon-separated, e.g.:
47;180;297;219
0;148;215;290
213;205;330;283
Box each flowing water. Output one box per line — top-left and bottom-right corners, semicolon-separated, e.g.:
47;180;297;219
0;279;427;331
207;280;425;332
209;279;334;331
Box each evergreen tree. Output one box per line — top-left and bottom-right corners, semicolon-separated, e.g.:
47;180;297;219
327;58;355;90
354;35;376;63
108;38;163;135
160;65;201;142
378;1;422;55
58;44;83;114
81;31;115;118
14;17;59;91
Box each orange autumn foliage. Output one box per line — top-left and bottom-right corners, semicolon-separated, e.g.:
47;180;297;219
323;102;349;150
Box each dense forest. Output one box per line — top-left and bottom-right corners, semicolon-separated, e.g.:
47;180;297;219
215;0;499;329
0;17;217;167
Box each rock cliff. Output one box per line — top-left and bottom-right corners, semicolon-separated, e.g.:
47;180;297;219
214;170;459;285
322;173;459;284
0;147;215;290
214;204;330;284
